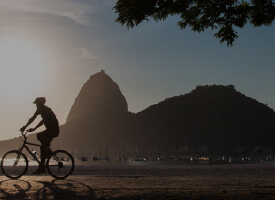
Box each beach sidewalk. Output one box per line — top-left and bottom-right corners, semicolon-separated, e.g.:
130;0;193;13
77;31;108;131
0;163;275;199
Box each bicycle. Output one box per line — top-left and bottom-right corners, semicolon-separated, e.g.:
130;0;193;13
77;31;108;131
1;131;74;179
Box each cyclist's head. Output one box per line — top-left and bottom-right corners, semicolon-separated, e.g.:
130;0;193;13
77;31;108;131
33;97;46;105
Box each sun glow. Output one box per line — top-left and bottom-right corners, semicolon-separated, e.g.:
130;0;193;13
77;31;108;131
0;36;50;102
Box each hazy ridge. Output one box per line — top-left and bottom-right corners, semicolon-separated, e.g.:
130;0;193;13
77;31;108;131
1;71;274;156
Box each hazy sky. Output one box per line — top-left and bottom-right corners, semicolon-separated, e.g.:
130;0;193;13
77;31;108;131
0;0;274;140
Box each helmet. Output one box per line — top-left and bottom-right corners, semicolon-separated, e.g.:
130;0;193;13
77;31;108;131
33;97;46;105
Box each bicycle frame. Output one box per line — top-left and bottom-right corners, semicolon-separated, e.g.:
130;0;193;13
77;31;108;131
17;131;42;165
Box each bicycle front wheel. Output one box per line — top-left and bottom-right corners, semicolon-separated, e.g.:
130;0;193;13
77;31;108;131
46;150;74;179
1;150;28;179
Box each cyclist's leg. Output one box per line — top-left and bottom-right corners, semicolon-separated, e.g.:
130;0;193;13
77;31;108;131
38;131;54;164
35;127;58;174
35;130;53;174
42;127;59;159
42;127;59;160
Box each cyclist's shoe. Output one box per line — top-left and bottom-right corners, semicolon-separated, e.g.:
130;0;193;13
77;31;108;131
33;167;46;174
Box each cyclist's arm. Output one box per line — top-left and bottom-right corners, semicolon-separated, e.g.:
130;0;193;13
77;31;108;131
32;120;44;131
21;112;39;131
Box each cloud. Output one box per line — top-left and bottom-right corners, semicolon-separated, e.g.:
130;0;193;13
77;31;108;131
78;48;98;60
0;0;99;25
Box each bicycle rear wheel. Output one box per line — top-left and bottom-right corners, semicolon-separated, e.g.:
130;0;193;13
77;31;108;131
46;150;74;179
1;150;28;179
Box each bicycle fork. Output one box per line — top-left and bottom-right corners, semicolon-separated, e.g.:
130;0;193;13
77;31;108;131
13;154;20;166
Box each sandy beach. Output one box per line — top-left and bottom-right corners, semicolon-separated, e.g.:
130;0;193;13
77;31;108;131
0;161;275;199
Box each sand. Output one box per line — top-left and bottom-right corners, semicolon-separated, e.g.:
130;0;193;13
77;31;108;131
0;161;275;199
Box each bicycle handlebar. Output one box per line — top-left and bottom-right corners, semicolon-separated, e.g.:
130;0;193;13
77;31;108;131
19;130;41;147
20;130;29;138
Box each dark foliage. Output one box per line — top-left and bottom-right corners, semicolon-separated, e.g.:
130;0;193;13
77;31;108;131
114;0;275;46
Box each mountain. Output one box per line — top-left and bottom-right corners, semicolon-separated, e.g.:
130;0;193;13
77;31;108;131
66;70;128;123
0;70;132;156
53;70;133;149
132;85;275;153
0;72;275;156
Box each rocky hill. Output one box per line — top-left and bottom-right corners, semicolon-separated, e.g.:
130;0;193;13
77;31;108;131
132;85;275;153
66;70;128;123
1;72;275;156
53;70;132;149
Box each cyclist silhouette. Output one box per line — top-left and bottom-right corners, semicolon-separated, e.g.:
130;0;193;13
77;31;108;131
20;97;59;174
